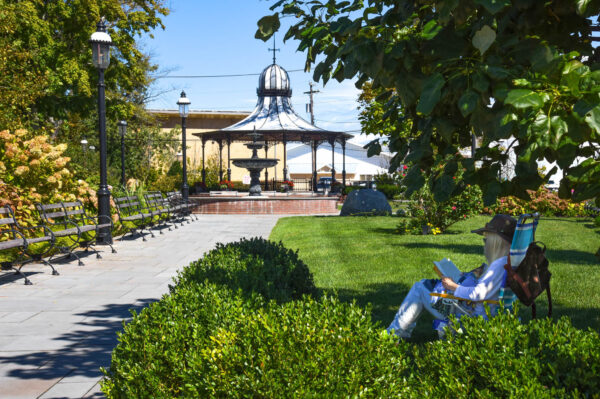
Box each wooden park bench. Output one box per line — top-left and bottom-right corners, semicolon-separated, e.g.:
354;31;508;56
1;205;58;285
36;201;115;266
112;195;157;241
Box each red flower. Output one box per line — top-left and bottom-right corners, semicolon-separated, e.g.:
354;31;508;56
452;206;456;210
403;165;408;170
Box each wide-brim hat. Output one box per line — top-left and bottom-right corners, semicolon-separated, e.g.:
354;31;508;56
471;214;517;243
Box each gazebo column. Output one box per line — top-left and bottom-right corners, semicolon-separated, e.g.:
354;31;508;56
312;140;318;193
227;136;231;181
283;134;287;181
342;138;347;187
201;138;206;185
264;142;269;191
218;139;223;182
329;138;336;183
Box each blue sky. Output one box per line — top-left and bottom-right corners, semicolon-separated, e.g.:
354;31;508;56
142;0;366;143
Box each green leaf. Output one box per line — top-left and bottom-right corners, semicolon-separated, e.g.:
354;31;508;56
422;20;442;40
255;14;280;41
438;0;459;22
530;44;555;72
403;166;426;198
505;89;545;109
485;66;511;80
482;180;502;206
585;105;600;134
365;140;382;157
433;174;455;202
472;71;489;93
472;25;496;55
474;0;511;14
458;90;479;117
416;73;445;115
575;0;592;15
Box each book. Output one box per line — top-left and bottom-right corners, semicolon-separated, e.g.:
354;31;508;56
433;258;462;283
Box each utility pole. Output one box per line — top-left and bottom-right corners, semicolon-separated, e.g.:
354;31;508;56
304;82;320;125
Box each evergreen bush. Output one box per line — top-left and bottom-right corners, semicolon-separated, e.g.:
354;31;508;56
174;237;318;303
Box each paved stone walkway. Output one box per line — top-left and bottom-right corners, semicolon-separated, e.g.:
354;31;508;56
0;215;282;399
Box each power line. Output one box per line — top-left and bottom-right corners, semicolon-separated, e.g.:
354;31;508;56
152;69;304;79
316;119;360;124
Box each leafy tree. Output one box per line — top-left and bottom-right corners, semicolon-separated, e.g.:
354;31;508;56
0;0;169;130
358;81;413;158
258;0;600;205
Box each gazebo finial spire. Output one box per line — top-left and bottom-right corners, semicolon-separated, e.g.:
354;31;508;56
268;34;280;64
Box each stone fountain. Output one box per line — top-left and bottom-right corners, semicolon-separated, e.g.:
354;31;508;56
232;131;278;196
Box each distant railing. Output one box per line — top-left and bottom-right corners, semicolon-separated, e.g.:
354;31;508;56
264;178;312;192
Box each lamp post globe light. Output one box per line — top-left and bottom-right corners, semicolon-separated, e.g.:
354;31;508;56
177;91;190;201
90;18;113;245
118;120;127;187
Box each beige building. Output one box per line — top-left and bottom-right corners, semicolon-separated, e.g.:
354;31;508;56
149;109;287;182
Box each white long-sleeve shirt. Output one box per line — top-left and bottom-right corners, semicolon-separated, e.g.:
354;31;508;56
453;256;508;317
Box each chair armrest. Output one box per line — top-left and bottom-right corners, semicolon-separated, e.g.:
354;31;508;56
429;292;500;305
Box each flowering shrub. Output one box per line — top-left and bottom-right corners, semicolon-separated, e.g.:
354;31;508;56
0;129;95;226
219;180;234;190
283;180;294;188
487;188;590;217
397;183;483;235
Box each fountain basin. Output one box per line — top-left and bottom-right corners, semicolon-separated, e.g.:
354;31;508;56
231;158;278;169
190;193;340;215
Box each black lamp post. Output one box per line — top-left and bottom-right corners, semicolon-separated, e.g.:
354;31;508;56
90;18;113;245
177;91;190;201
118;120;127;187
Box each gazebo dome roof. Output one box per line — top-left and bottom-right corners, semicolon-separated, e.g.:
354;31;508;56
257;63;291;97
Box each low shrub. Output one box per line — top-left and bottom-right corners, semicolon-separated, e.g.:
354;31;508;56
414;310;600;397
343;185;362;195
397;183;483;234
174;237;318;303
101;286;407;398
376;183;401;200
487;188;590;217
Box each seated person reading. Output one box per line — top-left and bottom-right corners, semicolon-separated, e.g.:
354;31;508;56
386;214;517;339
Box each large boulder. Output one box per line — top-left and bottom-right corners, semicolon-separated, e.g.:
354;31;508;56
340;189;392;216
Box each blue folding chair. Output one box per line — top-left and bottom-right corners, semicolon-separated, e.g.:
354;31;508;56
430;213;540;336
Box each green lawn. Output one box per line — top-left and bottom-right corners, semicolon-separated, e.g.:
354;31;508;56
270;215;600;341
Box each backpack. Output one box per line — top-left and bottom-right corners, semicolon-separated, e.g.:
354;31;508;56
504;242;552;318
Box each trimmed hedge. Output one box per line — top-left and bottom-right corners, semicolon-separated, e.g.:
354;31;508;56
102;238;600;398
173;237;318;303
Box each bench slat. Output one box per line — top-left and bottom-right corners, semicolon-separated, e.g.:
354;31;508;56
0;238;24;250
43;211;67;219
0;217;15;225
38;203;63;210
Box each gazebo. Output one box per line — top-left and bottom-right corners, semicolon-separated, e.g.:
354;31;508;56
193;61;353;191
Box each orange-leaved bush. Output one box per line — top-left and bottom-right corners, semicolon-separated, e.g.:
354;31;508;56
0;129;96;226
486;188;589;217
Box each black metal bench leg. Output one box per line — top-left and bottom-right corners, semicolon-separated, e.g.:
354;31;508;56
12;264;32;285
42;259;59;276
71;251;84;266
